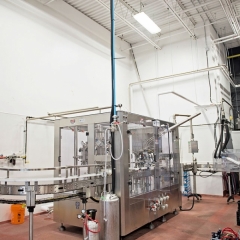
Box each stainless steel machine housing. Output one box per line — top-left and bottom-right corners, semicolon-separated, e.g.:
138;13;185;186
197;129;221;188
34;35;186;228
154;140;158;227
53;111;182;237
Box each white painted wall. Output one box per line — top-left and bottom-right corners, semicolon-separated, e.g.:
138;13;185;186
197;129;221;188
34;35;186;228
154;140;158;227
0;0;135;116
131;26;232;196
0;0;136;222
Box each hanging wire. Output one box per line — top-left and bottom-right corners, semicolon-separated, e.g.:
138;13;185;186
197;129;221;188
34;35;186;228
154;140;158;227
191;30;198;104
232;48;239;115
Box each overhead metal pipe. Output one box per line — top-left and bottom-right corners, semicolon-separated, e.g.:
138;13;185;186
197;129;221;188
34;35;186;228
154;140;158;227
215;35;240;44
130;66;223;87
27;106;112;121
48;107;99;116
168;113;201;132
213;34;237;42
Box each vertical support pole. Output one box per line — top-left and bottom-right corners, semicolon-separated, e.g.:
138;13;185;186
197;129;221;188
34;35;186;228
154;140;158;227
29;211;33;240
80;197;88;240
74;126;78;176
190;119;196;194
26;181;36;240
228;173;232;196
154;121;160;191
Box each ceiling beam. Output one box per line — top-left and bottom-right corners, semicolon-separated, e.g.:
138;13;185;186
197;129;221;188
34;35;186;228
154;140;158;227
118;0;138;14
218;0;240;35
175;0;219;15
94;0;161;49
122;17;229;51
175;0;196;26
161;0;196;38
214;35;240;44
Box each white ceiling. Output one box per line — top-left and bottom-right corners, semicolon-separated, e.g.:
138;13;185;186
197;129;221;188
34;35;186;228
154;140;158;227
62;0;240;50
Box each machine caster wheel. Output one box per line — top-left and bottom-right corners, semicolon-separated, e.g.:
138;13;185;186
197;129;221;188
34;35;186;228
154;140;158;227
173;209;178;215
59;224;66;231
149;222;155;230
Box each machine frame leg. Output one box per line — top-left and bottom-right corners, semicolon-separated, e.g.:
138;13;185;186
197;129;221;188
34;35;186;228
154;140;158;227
227;173;234;204
26;181;36;240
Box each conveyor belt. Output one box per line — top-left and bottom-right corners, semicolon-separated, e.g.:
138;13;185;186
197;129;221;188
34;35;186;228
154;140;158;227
0;193;81;204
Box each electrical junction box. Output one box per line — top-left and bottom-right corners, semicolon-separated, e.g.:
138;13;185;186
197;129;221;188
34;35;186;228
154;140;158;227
188;141;198;153
152;120;160;127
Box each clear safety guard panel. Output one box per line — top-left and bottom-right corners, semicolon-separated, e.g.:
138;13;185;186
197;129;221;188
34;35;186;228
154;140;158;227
213;149;240;172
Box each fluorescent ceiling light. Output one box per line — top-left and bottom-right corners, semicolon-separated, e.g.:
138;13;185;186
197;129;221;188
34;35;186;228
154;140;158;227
133;12;161;34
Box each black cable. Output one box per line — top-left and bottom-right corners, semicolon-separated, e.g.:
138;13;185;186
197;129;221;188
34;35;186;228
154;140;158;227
90;196;100;203
218;119;225;158
214;119;224;158
179;197;195;211
222;123;230;151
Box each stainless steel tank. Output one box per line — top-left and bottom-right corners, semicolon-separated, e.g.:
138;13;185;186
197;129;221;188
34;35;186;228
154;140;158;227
99;193;119;240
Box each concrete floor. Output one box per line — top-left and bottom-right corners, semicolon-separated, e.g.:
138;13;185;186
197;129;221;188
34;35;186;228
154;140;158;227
0;195;240;240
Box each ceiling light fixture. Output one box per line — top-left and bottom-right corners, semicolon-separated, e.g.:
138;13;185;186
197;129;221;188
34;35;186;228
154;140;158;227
133;12;161;34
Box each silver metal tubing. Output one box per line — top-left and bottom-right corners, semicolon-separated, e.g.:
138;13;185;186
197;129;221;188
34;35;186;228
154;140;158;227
0;164;103;172
174;92;199;107
215;35;240;45
29;211;33;240
168;113;201;132
213;34;237;42
74;126;78;176
190;120;194;140
130;66;223;87
130;65;238;88
228;174;232;196
27;106;112;121
48;107;99;116
173;114;191;123
193;174;197;194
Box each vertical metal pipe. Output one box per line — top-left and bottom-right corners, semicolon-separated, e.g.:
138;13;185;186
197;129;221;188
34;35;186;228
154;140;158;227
190;120;194;140
82;202;87;240
228;173;232;196
74;126;78;176
24;117;28;164
193;174;197;194
29;212;33;240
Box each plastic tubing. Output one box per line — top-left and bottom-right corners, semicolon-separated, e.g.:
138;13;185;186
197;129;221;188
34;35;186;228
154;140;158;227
109;124;123;161
84;214;101;234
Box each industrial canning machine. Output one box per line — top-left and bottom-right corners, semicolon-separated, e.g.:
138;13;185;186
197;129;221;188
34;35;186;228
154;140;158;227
0;110;201;240
53;110;182;237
